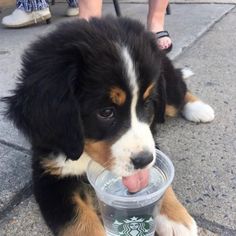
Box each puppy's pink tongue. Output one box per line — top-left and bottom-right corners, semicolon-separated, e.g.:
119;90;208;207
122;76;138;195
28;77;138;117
122;169;149;193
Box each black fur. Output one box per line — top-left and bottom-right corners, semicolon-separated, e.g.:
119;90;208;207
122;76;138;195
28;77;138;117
2;16;187;235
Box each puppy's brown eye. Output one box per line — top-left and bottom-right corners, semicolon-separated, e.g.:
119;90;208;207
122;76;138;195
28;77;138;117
97;107;115;119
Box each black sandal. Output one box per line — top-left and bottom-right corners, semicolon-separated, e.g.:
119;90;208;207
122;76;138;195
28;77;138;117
155;31;173;54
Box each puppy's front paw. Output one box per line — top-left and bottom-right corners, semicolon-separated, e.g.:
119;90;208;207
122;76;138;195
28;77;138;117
182;101;215;123
156;187;198;236
155;214;198;236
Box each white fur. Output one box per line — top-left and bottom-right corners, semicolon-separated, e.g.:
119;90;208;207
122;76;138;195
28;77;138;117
156;215;198;236
111;117;156;176
111;46;156;177
181;68;194;79
182;101;215;123
120;46;137;90
52;152;91;176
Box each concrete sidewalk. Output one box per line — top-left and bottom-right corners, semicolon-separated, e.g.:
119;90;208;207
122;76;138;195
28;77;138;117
0;1;236;235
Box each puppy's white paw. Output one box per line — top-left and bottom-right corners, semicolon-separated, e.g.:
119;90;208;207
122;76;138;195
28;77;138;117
181;68;194;79
182;101;215;123
155;215;198;236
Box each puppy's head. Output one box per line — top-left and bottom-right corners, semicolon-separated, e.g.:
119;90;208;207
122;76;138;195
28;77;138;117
74;17;166;177
4;17;166;178
81;45;158;176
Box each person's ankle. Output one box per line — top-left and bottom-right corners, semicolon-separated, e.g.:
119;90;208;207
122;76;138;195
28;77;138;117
147;14;165;32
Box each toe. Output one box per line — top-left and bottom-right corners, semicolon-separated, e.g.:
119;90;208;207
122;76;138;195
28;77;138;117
157;37;172;50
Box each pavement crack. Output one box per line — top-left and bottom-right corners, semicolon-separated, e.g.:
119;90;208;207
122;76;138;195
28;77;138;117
0;139;30;155
194;214;236;235
0;182;33;224
0;50;10;55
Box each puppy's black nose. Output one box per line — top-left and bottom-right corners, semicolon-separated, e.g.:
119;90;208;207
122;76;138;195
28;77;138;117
131;152;153;169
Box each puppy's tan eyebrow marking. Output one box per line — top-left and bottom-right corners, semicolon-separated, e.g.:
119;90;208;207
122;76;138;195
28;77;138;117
110;87;127;105
143;83;155;100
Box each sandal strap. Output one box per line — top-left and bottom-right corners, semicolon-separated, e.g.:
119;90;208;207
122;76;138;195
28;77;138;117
155;31;170;39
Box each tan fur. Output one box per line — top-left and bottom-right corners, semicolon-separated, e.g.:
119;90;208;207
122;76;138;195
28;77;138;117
110;87;126;105
143;83;155;100
184;92;199;103
41;140;113;176
84;140;113;169
160;187;193;229
40;158;62;176
165;105;178;117
59;195;105;236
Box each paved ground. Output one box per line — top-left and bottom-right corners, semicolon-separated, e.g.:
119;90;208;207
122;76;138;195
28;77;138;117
0;1;235;235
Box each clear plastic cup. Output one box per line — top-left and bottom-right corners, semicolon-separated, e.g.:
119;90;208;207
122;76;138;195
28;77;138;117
87;149;174;236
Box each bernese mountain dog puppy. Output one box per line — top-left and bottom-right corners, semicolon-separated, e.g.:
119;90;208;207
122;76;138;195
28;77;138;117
3;16;214;236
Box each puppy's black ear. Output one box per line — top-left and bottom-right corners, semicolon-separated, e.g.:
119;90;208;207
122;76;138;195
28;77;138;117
3;59;84;161
151;74;166;133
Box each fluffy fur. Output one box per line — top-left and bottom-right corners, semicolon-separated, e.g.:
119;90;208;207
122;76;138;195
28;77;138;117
3;16;214;235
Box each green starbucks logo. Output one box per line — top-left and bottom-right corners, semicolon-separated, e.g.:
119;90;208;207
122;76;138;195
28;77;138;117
113;216;154;236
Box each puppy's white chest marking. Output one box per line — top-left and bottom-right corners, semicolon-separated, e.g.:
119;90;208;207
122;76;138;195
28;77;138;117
42;152;91;177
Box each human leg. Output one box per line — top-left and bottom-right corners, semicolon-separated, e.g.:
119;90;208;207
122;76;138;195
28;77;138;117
16;0;49;12
67;0;78;8
147;0;172;52
78;0;103;20
2;0;51;28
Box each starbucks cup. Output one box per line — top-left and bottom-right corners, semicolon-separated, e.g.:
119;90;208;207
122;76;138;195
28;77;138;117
87;149;174;236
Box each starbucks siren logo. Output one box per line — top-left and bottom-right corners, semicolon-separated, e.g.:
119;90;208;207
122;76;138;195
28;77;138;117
113;216;154;236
